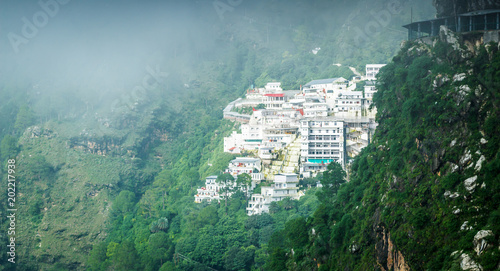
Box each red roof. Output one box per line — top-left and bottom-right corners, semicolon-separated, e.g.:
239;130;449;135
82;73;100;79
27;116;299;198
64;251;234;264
297;109;304;116
264;93;284;97
229;147;236;151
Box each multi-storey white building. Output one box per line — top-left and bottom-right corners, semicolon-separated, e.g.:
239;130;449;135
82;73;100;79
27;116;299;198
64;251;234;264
363;81;377;104
246;173;300;215
303;102;328;118
255;82;285;109
344;117;376;159
194;176;221;203
302;77;350;111
365;64;386;80
258;146;276;160
262;127;297;149
272;174;300;200
363;81;378;117
224;127;263;153
245;82;283;99
262;82;282;93
300;118;344;169
224;110;265;153
300;162;328;178
263;93;286;109
226;157;263;181
334;91;363;115
224;131;244;154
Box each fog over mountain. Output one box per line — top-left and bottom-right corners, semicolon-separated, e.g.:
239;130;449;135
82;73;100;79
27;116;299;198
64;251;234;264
1;1;223;103
6;1;482;270
1;0;431;105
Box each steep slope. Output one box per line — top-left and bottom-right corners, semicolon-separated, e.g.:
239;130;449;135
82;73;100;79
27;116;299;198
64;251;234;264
269;29;500;270
0;1;437;269
338;33;500;270
353;29;500;270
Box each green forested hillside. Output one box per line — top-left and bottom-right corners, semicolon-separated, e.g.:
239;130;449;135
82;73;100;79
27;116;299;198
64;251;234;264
268;30;500;270
0;0;446;270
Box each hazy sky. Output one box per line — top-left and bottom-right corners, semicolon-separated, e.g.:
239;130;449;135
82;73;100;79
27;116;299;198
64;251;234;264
0;0;434;106
0;0;224;96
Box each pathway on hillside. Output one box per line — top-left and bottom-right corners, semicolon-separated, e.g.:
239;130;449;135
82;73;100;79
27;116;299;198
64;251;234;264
282;138;301;174
349;66;362;77
263;137;301;180
334;63;363;78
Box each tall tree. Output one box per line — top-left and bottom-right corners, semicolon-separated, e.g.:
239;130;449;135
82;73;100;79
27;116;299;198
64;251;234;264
316;162;346;204
285;217;308;250
236;173;252;201
112;240;141;271
146;232;172;269
87;242;109;271
113;190;136;215
216;173;234;214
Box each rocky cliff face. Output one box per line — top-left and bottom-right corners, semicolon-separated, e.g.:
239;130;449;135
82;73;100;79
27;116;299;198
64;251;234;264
376;227;410;271
433;0;500;17
368;23;500;270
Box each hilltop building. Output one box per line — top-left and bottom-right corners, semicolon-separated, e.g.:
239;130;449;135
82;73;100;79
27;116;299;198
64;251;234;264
303;101;329;118
365;64;386;80
221;69;381;211
219;73;383;213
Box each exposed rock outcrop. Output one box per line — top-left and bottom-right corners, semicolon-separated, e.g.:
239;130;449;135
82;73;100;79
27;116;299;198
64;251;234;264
460;253;483;270
473;230;494;255
376;227;410;271
69;136;124;156
433;0;500;18
464;175;478;192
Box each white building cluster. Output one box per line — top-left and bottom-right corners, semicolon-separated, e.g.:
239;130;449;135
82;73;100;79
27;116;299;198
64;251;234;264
194;157;263;204
201;65;384;215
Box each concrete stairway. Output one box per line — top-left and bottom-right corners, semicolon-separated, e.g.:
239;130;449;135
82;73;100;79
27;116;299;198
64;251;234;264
263;137;301;179
282;138;301;173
